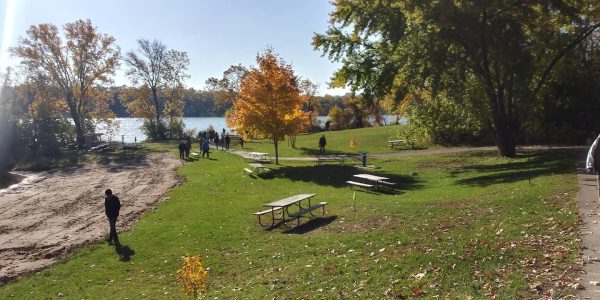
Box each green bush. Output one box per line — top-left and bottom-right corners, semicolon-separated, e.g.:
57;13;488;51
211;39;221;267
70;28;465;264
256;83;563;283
142;120;168;140
405;95;485;145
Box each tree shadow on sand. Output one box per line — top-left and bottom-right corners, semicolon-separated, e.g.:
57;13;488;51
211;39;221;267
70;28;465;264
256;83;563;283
98;153;151;173
455;150;575;187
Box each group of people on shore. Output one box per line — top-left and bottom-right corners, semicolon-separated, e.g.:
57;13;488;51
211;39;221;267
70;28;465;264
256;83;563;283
178;129;244;160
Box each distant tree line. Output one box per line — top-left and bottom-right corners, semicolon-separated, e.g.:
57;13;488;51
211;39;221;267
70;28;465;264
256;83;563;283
109;87;229;118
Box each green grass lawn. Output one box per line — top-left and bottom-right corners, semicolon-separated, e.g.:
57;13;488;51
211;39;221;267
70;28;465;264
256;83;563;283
228;125;420;157
0;147;580;299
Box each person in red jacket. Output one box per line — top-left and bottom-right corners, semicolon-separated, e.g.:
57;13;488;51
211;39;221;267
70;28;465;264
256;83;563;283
104;189;121;245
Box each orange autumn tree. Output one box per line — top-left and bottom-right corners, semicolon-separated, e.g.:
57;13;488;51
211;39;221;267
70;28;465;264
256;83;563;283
227;50;308;164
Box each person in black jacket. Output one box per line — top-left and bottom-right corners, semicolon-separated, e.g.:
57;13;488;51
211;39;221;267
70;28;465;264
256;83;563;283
319;135;327;154
104;189;121;245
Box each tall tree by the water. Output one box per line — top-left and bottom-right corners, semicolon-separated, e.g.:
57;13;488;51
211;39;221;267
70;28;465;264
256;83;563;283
12;19;120;147
124;39;189;140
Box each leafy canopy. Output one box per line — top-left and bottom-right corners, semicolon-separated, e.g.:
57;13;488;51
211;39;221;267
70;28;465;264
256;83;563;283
12;19;120;146
227;49;308;163
314;0;600;156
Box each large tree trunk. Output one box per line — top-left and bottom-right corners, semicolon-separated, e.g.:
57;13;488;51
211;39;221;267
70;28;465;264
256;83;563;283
66;94;85;148
493;122;516;157
151;87;164;140
274;137;279;165
488;91;517;157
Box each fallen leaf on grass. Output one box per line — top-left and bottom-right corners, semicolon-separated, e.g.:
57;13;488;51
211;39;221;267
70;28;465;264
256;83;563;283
410;272;426;280
411;287;424;297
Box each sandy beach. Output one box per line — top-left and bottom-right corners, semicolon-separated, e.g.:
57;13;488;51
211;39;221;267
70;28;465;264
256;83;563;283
0;152;181;284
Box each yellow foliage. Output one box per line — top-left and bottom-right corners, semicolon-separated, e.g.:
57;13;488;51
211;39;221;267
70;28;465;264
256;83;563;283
121;86;156;120
176;256;208;298
226;49;309;141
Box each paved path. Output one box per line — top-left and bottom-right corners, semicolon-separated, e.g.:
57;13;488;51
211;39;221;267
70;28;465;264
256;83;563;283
578;155;600;298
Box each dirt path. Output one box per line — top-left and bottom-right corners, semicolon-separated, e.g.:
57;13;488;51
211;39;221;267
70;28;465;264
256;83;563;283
0;152;181;284
577;158;600;299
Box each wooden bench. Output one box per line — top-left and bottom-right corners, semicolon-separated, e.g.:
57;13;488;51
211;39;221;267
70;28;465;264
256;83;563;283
244;168;254;175
387;140;406;149
315;156;348;166
346;180;374;191
315;157;335;166
253;207;283;226
287;202;328;226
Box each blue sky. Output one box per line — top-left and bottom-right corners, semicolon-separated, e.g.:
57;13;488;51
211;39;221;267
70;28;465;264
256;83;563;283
0;0;348;95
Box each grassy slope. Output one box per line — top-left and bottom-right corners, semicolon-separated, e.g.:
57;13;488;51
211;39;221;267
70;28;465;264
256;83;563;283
0;144;579;299
229;125;415;157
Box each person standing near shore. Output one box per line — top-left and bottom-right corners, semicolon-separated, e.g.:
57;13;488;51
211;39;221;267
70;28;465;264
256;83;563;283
201;139;210;158
104;189;121;245
587;134;600;200
224;134;230;150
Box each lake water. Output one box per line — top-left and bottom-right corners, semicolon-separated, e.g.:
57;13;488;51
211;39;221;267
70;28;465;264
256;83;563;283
96;115;401;143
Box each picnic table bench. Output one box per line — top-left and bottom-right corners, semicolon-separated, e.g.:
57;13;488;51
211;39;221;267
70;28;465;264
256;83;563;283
315;155;349;166
351;173;397;191
244;152;271;162
253;193;327;227
346;180;374;191
387;140;406;149
244;163;270;176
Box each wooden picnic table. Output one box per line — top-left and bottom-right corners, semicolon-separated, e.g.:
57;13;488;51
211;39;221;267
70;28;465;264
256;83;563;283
387;139;406;149
254;193;327;227
249;163;267;174
353;173;396;190
315;155;349;165
354;173;389;181
247;152;270;162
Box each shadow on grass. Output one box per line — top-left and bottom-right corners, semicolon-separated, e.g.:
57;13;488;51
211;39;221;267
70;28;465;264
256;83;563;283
456;150;575;187
297;147;352;156
115;244;135;262
283;216;338;234
261;165;423;191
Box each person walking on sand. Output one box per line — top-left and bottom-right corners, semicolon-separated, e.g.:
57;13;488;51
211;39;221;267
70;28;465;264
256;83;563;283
586;134;600;200
319;134;327;154
104;189;121;245
201;139;210;158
